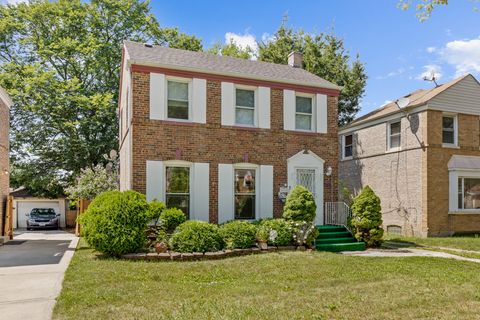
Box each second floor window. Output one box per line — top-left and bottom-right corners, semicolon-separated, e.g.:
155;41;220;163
165;166;190;218
442;115;456;145
343;134;353;158
295;96;313;131
389;121;401;150
167;80;189;120
235;88;255;125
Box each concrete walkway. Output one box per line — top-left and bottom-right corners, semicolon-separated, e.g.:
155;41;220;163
0;230;78;320
343;247;480;263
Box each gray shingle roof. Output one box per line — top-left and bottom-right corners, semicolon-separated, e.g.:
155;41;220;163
124;41;341;90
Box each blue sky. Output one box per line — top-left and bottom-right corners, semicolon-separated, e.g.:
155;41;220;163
151;0;480;116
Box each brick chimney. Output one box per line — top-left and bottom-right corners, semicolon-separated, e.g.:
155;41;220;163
288;52;303;68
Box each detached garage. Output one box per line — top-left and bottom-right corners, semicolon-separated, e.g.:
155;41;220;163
10;188;66;229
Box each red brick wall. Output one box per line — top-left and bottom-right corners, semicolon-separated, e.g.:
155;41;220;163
0;98;9;234
130;71;338;223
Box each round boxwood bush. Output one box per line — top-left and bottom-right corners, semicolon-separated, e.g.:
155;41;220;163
169;221;225;253
160;208;186;233
283;185;317;222
78;190;150;256
219;220;257;249
260;219;293;246
351;185;384;247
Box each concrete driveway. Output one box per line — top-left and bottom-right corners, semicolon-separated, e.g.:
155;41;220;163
0;230;78;320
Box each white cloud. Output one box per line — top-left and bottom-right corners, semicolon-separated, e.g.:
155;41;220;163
376;67;405;80
0;0;26;4
224;32;258;55
440;37;480;77
417;64;443;81
426;46;437;53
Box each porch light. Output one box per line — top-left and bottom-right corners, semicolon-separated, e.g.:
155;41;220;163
325;166;332;177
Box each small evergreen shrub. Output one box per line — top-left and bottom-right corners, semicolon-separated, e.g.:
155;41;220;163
351;185;384;247
260;219;294;246
147;200;166;222
283;185;317;222
78;190;150;256
169;221;225;253
160;208;187;233
219;221;257;249
291;221;319;247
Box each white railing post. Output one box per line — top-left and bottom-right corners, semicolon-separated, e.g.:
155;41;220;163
324;202;351;231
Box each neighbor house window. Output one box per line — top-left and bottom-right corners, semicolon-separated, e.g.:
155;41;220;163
388;121;401;150
165;166;190;217
295;95;313;131
235;88;255;125
342;134;353;159
234;169;256;219
442;115;457;145
458;177;480;210
167;80;189;120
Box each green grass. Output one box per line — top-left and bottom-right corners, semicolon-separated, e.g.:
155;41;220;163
54;239;480;320
385;235;480;251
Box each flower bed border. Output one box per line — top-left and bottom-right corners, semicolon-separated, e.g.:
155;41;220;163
122;246;308;261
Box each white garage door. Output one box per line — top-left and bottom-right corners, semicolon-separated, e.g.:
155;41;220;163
16;201;62;229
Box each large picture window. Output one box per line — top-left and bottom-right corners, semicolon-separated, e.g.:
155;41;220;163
234;169;256;219
295;96;313;131
167;80;189;120
165;166;190;217
235;88;255;125
458;177;480;210
388;121;401;150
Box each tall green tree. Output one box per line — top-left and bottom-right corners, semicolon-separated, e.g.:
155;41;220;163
207;40;255;59
398;0;478;21
0;0;202;197
258;25;367;126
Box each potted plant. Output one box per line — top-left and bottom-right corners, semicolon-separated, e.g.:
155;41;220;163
256;225;269;250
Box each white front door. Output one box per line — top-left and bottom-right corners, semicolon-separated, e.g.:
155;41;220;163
287;150;324;225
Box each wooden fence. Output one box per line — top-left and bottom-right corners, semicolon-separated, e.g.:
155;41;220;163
75;199;91;237
4;196;13;240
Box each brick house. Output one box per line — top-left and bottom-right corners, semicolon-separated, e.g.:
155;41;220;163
118;41;341;225
339;74;480;237
0;86;11;236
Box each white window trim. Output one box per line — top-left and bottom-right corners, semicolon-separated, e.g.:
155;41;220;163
387;120;402;151
165;76;193;122
234;85;258;127
442;113;458;148
449;169;480;214
295;92;316;132
164;160;193;216
341;134;353;160
233;163;259;220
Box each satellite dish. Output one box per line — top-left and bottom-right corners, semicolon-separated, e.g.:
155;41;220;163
396;97;410;109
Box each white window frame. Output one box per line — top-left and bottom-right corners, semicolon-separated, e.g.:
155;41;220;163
442;113;458;148
234;85;258;127
233;163;259;220
387;120;402;151
164;160;193;218
449;169;480;214
341;134;353;160
165;76;193;122
295;93;316;132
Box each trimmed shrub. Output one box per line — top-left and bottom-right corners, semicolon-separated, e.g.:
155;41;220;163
260;219;294;246
78;190;150;256
219;221;257;249
291;221;319;247
169;221;225;253
283;185;317;222
351;185;384;247
160;208;187;233
147;200;166;222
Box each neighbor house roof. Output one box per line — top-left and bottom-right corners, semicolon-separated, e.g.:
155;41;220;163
344;74;473;129
123;40;341;91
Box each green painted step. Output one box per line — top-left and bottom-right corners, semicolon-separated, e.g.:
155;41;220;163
315;242;366;252
316;225;346;233
315;237;356;244
317;231;351;239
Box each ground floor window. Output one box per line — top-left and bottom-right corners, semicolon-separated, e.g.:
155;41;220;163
234;168;256;219
458;177;480;210
165;166;190;218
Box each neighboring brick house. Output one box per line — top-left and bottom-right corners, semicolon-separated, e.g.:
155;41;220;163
118;41;341;225
0;86;11;236
339;74;480;237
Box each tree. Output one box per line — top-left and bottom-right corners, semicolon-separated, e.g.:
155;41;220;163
258;25;367;126
207;40;255;59
0;0;202;196
350;186;384;247
399;0;478;21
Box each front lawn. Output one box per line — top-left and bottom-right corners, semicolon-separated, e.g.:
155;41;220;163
53;240;480;320
385;235;480;251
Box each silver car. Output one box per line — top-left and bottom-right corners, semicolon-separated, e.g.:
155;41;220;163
26;208;60;230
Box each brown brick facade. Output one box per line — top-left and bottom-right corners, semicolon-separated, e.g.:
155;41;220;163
0;98;9;235
128;71;339;223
